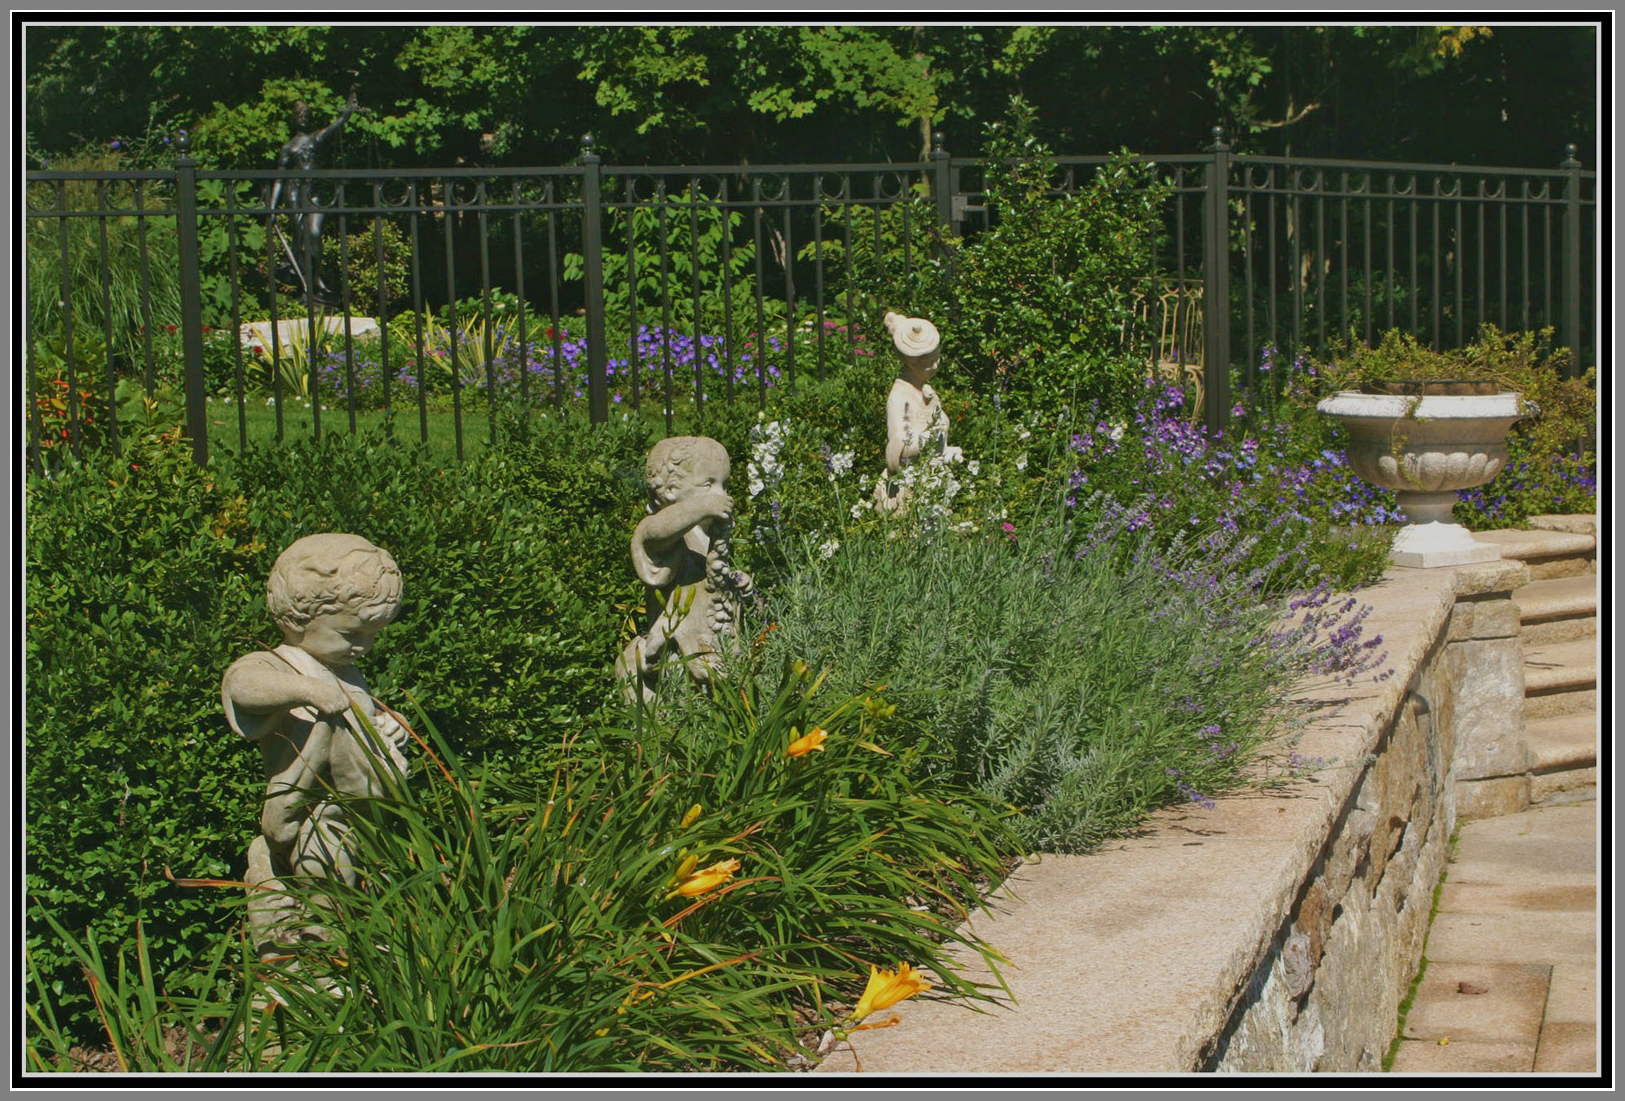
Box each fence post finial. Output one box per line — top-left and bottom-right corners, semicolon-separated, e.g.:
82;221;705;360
931;130;946;156
581;133;599;163
1207;126;1230;153
1561;142;1580;169
176;129;192;156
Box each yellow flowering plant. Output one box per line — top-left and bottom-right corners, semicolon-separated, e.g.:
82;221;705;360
786;726;827;757
668;857;742;899
600;650;1018;1066
850;961;931;1025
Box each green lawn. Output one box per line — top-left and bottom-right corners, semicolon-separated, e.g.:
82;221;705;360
203;390;759;462
205;395;503;462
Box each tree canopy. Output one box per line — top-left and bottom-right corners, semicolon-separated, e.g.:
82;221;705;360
24;23;1597;171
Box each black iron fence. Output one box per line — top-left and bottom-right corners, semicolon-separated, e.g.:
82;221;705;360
25;131;1595;470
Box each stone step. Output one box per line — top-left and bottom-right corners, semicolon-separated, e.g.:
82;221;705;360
1526;707;1599;805
1526;713;1598;774
1524;638;1599;721
1533;765;1598;805
1476;529;1596;581
1514;575;1600;646
1524;514;1598;538
1527;689;1598;722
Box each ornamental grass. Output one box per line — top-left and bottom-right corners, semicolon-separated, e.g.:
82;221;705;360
27;659;1016;1073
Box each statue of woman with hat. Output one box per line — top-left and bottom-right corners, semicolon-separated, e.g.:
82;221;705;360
873;311;963;514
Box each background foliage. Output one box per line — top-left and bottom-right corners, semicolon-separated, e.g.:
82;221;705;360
26;24;1596;170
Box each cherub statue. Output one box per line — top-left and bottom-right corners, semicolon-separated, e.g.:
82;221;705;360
221;532;409;956
873;311;962;513
617;436;755;703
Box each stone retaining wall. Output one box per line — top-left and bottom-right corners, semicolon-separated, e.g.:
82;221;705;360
816;558;1532;1074
1209;560;1529;1069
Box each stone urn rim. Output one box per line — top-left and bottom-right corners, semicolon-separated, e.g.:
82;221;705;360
1316;389;1523;421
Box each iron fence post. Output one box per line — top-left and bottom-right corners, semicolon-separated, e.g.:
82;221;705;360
1561;143;1583;378
931;131;953;230
931;130;961;301
581;134;609;424
1202;127;1233;432
174;130;209;465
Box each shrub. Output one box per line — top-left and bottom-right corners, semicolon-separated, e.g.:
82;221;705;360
1454;441;1598;529
225;422;648;767
755;505;1387;853
839;99;1170;424
1059;377;1396;592
565;183;784;338
26;148;184;366
25;432;267;1039
25;419;658;1039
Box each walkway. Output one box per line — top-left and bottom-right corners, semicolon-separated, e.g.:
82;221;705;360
1388;794;1599;1073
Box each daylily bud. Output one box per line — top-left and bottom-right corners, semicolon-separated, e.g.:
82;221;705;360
668;852;699;887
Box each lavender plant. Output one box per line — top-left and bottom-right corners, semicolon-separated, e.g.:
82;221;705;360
756;502;1387;854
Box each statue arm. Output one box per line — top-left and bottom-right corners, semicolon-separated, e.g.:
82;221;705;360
639;494;732;546
629;494;732;586
223;652;351;719
269;147;291;209
311;87;359;147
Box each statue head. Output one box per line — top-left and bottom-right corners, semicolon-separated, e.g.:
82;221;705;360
884;311;942;377
644;436;730;512
266;533;402;636
291;100;312;133
885;312;940;357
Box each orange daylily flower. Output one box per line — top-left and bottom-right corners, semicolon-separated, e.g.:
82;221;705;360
670;857;741;898
787;727;828;758
851;962;931;1023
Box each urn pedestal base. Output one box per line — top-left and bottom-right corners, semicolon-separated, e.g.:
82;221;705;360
1389;521;1504;568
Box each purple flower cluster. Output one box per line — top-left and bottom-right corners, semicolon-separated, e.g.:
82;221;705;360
1455;454;1597;524
1272;579;1391;685
301;323;802;409
1066;374;1409;542
1165;768;1218;810
431;323;793;404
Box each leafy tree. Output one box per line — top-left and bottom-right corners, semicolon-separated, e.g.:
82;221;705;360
25;24;1597;170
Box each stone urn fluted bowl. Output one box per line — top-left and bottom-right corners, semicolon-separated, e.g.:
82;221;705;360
1316;390;1524;568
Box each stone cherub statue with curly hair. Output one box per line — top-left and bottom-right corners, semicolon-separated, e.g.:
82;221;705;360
220;532;409;956
617;436;755;703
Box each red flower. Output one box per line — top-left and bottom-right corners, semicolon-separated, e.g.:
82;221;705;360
164;324;177;333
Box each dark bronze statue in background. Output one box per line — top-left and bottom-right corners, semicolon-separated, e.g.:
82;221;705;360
270;85;358;305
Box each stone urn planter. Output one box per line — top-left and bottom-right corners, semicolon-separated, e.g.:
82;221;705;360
1317;386;1525;568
